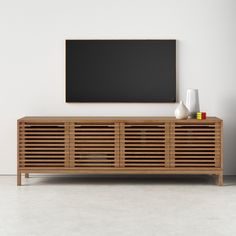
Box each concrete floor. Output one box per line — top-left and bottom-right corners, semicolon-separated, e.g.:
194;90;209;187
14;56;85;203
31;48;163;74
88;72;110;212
0;175;236;236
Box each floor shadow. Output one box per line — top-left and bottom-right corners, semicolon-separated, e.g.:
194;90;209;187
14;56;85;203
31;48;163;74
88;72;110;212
24;174;220;186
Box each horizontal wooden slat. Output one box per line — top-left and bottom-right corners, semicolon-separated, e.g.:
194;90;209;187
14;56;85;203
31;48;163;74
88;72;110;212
74;147;116;150
175;156;219;159
75;144;115;147
20;155;66;158
74;155;114;158
21;144;66;147
23;163;64;166
125;128;165;131
75;152;114;154
174;160;216;163
75;136;115;139
174;164;215;166
22;130;65;132
21;136;65;139
124;123;165;128
171;152;216;155
174;133;216;135
74;125;116;127
75;160;114;163
124;132;165;135
23;124;64;126
74;128;114;131
175;124;216;127
74;132;115;135
125;147;165;150
23;132;65;135
174;144;218;147
125;136;165;139
174;128;219;131
21;152;67;155
125;144;165;147
125;152;165;154
21;140;67;143
175;140;219;143
126;155;164;160
125;160;165;162
74;164;114;166
125;140;165;143
75;140;114;143
20;160;65;162
174;148;220;151
21;147;65;150
174;137;216;139
125;164;165;166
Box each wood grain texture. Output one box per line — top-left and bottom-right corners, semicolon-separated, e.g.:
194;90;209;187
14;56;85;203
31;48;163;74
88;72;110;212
170;122;221;170
123;122;167;168
72;122;117;168
17;117;223;186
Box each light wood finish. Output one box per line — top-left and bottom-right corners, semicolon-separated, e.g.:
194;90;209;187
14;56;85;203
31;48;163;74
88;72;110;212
72;122;119;168
17;117;223;186
122;122;167;168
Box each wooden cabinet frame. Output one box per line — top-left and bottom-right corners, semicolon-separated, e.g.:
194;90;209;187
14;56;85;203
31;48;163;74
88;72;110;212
17;117;223;186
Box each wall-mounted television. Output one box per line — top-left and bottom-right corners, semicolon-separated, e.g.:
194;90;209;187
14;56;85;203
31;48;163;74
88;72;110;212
66;39;176;102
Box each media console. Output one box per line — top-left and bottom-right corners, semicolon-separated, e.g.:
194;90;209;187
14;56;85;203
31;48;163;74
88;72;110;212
17;117;223;185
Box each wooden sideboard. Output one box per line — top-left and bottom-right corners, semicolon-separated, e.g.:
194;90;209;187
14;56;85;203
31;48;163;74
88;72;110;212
17;116;223;185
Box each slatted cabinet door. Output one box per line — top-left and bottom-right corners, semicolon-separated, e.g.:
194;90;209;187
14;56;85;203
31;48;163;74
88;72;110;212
171;122;222;168
121;122;169;168
18;122;69;169
70;122;119;168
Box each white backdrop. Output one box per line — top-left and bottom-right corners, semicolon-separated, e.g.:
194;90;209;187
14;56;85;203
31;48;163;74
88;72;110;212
0;0;235;174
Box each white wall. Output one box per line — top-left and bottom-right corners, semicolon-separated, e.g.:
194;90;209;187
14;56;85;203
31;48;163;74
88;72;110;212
0;0;235;174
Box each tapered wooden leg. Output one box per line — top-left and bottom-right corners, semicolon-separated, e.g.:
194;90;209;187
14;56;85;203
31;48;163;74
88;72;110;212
17;171;21;186
217;174;223;186
25;173;29;178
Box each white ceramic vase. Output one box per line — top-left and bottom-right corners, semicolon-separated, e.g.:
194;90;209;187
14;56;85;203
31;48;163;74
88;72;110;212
175;101;189;119
186;89;200;118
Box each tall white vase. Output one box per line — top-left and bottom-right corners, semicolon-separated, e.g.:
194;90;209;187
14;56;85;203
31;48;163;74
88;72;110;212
186;89;200;118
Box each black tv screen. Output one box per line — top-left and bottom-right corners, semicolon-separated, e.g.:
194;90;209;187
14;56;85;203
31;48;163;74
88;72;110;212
66;40;176;102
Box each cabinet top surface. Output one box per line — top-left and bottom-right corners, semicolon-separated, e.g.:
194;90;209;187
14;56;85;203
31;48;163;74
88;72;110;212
18;116;222;122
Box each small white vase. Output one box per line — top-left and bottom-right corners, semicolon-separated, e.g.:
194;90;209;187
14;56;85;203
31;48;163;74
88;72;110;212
186;89;200;118
175;101;189;119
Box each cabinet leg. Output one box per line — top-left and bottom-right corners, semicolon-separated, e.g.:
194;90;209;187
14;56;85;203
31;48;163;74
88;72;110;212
25;173;29;178
217;174;224;186
17;171;21;186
